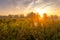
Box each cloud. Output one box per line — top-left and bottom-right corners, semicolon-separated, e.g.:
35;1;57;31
0;0;60;9
0;0;60;15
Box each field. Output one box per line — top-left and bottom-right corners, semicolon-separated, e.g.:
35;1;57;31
0;15;60;40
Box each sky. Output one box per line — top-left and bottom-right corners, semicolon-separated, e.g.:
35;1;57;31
0;0;60;16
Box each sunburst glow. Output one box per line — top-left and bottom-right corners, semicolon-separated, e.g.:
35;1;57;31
34;8;47;17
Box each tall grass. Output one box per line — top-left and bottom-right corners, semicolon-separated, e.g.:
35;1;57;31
0;18;60;40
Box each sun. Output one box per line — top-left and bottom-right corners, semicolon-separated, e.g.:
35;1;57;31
34;8;47;17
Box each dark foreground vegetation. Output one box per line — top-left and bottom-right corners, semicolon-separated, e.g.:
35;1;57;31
0;12;60;40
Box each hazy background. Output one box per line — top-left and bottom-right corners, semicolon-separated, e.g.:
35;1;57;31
0;0;60;16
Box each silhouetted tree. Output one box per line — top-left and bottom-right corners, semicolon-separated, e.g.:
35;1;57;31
14;15;19;18
43;13;47;20
27;12;41;26
20;14;25;18
8;15;13;18
27;12;40;22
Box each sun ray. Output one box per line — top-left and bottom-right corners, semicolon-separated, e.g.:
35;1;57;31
33;8;47;17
